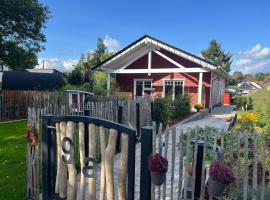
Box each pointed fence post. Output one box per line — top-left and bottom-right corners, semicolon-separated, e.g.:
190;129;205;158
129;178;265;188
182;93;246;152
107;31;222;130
140;126;153;200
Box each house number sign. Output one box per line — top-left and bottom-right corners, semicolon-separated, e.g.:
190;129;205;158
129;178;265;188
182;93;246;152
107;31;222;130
61;136;96;178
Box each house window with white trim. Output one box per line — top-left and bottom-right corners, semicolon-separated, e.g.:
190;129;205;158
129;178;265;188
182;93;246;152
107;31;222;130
134;80;152;96
164;80;184;100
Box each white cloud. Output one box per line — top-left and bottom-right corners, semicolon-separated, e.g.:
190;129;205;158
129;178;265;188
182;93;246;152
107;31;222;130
234;59;252;67
232;43;270;74
103;35;121;52
36;58;77;72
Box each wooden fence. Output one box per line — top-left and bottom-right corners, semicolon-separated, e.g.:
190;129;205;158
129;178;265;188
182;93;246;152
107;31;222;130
26;95;152;200
0;90;69;121
85;96;152;134
151;123;270;199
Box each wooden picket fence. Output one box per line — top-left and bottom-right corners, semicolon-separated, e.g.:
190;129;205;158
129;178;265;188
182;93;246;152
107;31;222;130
0;90;69;121
152;123;270;199
85;96;152;133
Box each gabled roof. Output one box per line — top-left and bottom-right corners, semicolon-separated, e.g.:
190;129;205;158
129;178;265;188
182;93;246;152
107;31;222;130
93;35;217;70
2;70;63;91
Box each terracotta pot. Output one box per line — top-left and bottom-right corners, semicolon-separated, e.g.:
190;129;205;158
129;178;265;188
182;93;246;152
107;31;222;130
208;178;227;197
226;116;232;123
150;172;166;186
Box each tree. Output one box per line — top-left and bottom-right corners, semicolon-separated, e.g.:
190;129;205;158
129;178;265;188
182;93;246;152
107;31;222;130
75;38;112;82
201;40;232;73
67;68;83;85
0;0;50;70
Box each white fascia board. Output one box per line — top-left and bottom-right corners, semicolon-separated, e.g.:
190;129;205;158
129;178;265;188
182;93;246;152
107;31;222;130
110;68;207;74
250;82;262;89
100;36;217;71
100;38;148;69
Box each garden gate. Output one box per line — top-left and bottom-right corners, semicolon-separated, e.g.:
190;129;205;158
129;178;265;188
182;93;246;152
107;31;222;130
41;115;147;200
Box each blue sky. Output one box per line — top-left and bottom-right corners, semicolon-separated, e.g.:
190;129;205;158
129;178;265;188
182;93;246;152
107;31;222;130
38;0;270;74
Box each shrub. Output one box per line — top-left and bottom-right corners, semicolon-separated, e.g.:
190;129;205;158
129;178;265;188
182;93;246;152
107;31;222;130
152;97;173;125
235;96;253;111
237;112;258;133
173;95;191;119
194;102;204;111
153;95;191;125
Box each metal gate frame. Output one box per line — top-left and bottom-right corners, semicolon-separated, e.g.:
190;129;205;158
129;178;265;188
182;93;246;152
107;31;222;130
41;115;137;200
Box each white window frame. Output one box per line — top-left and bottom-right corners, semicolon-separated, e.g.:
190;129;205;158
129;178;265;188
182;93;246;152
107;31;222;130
133;79;153;97
163;79;185;100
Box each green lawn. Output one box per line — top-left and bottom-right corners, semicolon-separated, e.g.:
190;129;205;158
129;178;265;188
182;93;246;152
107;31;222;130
0;120;27;200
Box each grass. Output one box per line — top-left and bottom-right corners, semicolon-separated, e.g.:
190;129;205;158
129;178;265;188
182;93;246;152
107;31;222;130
0;120;27;200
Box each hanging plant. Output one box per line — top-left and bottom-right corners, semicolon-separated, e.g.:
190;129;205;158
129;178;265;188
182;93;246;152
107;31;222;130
148;153;168;186
207;161;235;197
24;126;39;145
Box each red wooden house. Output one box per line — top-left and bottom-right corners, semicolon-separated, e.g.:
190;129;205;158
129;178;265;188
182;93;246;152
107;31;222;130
93;35;229;110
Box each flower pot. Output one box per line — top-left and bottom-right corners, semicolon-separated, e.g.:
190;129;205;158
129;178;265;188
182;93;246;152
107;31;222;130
150;172;166;186
226;116;232;123
208;178;227;197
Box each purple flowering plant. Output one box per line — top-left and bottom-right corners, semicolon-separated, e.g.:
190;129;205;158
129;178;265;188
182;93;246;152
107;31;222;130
209;161;235;184
148;153;168;174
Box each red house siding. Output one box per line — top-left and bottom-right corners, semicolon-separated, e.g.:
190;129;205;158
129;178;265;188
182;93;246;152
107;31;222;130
126;49;204;69
116;71;212;108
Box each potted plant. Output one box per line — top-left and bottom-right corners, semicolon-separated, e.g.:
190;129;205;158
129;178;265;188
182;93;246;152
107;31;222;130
208;161;235;197
194;103;204;112
148;153;168;186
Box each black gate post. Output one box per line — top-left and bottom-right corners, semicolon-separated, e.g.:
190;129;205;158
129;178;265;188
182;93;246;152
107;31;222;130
42;115;55;200
140;126;153;200
194;140;205;199
136;103;140;137
116;106;123;151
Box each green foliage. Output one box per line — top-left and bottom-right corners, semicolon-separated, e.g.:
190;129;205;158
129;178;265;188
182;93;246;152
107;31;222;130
0;120;27;199
229;71;244;86
153;95;191;125
201;40;232;73
92;71;107;95
75;39;112;82
0;0;50;69
250;89;270;134
173;95;191;119
153;98;173;125
67;68;83;85
235;96;253;111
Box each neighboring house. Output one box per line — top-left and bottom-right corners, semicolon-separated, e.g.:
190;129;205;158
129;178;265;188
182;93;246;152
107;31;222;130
2;69;63;91
93;35;229;109
237;81;263;94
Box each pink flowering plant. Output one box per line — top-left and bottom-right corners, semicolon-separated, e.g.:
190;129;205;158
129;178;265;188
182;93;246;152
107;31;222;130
209;161;235;184
148;153;168;174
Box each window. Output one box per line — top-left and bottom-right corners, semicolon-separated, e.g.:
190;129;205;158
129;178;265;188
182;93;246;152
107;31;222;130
164;80;184;100
134;80;152;96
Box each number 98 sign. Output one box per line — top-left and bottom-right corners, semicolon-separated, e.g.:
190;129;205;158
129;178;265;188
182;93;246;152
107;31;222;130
61;137;96;178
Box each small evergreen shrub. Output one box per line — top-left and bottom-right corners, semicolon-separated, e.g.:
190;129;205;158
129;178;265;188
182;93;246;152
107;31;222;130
153;95;191;125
